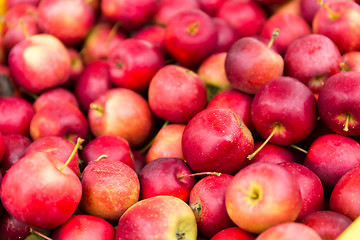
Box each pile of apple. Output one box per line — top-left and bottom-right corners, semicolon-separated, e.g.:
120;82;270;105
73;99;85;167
1;0;360;239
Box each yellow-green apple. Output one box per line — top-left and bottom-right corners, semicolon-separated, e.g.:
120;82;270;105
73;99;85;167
225;162;302;234
182;108;254;174
115;195;197;239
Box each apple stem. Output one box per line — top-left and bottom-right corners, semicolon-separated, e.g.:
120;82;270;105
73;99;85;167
238;187;259;200
19;87;38;100
59;137;84;172
106;21;120;46
30;228;53;240
247;123;280;160
178;172;221;181
267;28;280;49
89;103;104;114
343;113;350;132
318;0;340;20
18;18;30;39
187;21;200;35
95;154;108;161
289;144;308;154
139;121;169;154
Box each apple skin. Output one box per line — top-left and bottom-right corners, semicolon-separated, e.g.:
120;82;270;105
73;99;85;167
24;136;81;177
145;124;185;164
182;108;254;174
164;9;217;68
225;37;284;94
329;166;360;220
341;51;360;72
0;212;31;240
0;133;31;174
108;38;165;92
101;0;157;31
251;141;297;164
216;0;266;38
29;102;88;144
80;159;140;223
189;174;234;238
225;162;302;234
284;34;341;93
8;34;71;94
38;0;95;45
81;135;134;169
301;211;352;240
51;215;115;240
0;132;3;161
115;195;197;240
0;152;82;229
148;65;207;124
0;96;34;135
313;0;360;54
212;18;239;53
6;0;40;8
210;227;255;240
67;48;84;85
74;60;112;112
88;88;154;147
260;13;311;56
33;87;79;112
256;222;322;240
81;22;127;65
139;157;196;202
318;71;360;136
279;162;324;220
251;76;317;145
304;133;360;193
132;25;166;53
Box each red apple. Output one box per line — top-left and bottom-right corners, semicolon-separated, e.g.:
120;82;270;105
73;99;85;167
210;227;255;240
256;222;322;240
189;174;234;238
66;48;84;85
52;215;115;240
32;87;79;112
115;195;197;239
251;141;298;164
182;108;254;174
0;212;31;240
341;51;360;72
8;34;71;94
225;162;302;234
212;18;239;53
88;88;154;147
198;0;227;16
132;25;166;53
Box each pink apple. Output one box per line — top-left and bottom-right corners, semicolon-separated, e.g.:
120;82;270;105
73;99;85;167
256;222;322;240
32;87;79;112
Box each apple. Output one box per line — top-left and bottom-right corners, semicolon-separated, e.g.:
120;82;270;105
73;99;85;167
341;51;360;72
198;0;226;16
88;88;154;147
0;133;31;174
81;22;127;65
80;159;140;223
256;222;322;240
107;38;165;92
66;48;83;85
251;141;298;164
74;60;112;112
51;215;115;240
0;139;83;229
189;174;234;238
37;0;95;45
284;34;341;93
182;108;254;174
8;34;71;94
318;71;360;136
101;0;157;31
115;195;197;239
80;135;134;169
0;96;34;135
210;227;255;240
212;18;239;53
301;211;353;240
216;0;266;38
225;162;302;234
313;0;360;53
329;166;360;220
148;65;207;124
225;33;284;94
304;133;360;193
0;132;3;161
0;212;31;240
139;157;196;202
6;0;40;8
132;25;166;53
145;124;185;164
32;87;79;112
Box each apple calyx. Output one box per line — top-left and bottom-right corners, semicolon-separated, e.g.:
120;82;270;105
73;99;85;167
18;18;30;39
239;184;263;205
177;172;221;181
187;22;200;35
30;228;53;240
106;22;120;46
191;201;202;214
89;103;104;115
59;137;84;172
340;62;350;72
139;121;169;154
95;154;108;161
318;0;340;20
176;231;186;240
247;123;281;160
267;28;280;49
